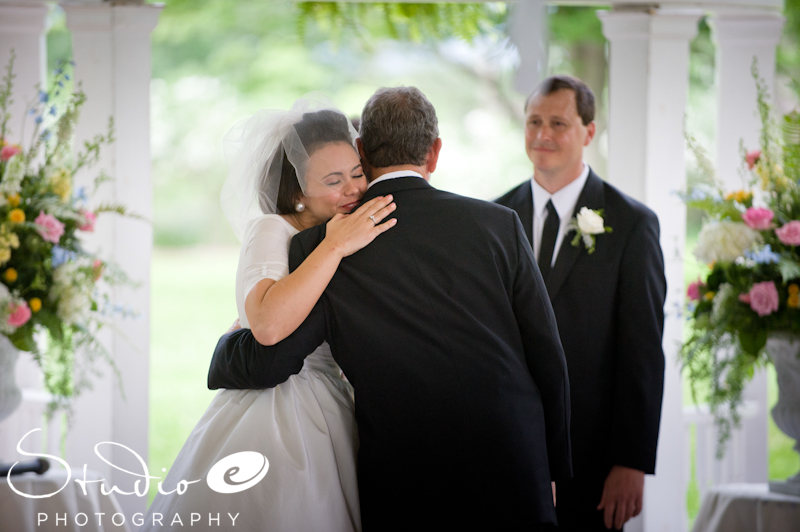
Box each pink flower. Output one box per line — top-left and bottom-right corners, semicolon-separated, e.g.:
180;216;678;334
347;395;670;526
34;211;65;244
7;301;31;327
79;210;96;232
746;150;761;170
741;281;779;317
742;207;774;230
0;144;21;161
92;259;104;281
775;220;800;246
687;279;704;301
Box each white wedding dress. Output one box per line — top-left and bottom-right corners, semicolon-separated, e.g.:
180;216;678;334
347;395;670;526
143;215;360;532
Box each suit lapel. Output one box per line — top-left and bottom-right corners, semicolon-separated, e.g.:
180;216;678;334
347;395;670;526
545;171;605;298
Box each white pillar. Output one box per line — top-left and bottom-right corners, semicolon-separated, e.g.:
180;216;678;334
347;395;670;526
63;0;160;517
600;7;701;532
711;10;784;188
0;0;56;460
708;8;784;485
0;1;48;147
509;0;548;95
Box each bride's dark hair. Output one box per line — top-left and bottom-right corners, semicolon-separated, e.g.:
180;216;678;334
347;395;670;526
260;109;355;215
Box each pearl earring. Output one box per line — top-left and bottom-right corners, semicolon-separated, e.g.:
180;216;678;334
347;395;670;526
295;202;305;213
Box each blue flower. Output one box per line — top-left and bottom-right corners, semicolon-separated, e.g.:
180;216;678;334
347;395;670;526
49;105;57;116
34;115;43;125
745;244;781;264
38;90;49;103
73;186;88;203
688;184;722;202
51;246;77;268
65;74;71;81
40;130;52;141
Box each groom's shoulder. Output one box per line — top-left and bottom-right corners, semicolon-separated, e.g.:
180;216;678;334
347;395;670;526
291;223;326;255
435;188;520;224
598;175;658;226
494;180;529;206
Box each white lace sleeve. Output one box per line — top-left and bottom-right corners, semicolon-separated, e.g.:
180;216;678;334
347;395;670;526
234;215;297;328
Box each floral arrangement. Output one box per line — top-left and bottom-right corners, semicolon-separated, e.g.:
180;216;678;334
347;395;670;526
681;65;800;453
0;51;132;418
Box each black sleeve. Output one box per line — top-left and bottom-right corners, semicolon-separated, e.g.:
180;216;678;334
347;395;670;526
611;210;666;473
510;211;573;481
207;298;327;390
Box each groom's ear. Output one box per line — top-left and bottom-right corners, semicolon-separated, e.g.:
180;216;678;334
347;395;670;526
424;138;443;177
356;137;367;161
356;138;373;178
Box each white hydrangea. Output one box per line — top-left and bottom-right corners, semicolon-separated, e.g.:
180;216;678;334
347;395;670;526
50;260;93;325
0;156;25;196
693;220;762;264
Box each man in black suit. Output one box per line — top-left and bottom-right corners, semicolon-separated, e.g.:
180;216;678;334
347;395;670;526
208;87;572;531
496;75;666;531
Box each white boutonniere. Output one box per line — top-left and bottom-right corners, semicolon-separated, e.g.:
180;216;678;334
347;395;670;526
566;207;612;254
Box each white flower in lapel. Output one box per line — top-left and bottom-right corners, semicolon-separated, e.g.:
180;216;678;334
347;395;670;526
566;207;612;254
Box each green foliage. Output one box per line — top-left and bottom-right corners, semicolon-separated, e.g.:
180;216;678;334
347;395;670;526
296;2;508;46
548;5;606;45
777;0;800;86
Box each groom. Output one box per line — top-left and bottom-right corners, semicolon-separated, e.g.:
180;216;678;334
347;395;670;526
208;86;572;531
496;75;666;531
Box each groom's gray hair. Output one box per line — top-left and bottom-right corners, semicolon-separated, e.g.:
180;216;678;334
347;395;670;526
359;86;439;168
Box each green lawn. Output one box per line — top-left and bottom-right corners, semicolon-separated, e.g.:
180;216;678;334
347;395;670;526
148;245;799;508
148;245;239;500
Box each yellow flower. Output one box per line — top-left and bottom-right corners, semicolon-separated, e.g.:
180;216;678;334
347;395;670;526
724;190;752;203
3;268;17;282
704;291;715;301
49;168;72;202
0;248;10;265
789;293;800;309
789;284;800;296
7;193;20;207
8;208;25;223
29;297;42;313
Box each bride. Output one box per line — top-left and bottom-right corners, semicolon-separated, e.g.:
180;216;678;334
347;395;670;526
143;102;396;531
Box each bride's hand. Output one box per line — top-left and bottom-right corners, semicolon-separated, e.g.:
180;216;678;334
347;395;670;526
324;195;397;257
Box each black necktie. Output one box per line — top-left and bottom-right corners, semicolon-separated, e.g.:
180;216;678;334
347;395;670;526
538;200;559;278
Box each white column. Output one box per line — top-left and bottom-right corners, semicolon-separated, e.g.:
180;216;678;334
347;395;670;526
63;1;160;517
0;1;48;146
708;9;784;485
0;1;54;461
711;10;784;188
509;0;548;95
600;7;701;532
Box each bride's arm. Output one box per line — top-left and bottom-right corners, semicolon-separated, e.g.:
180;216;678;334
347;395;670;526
246;195;396;346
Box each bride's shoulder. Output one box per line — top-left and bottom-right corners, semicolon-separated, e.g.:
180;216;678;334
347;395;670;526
242;214;296;238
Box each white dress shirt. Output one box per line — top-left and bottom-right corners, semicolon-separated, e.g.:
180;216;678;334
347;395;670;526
530;163;590;266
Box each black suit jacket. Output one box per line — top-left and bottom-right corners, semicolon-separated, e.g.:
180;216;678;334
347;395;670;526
208;177;572;530
496;170;666;477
